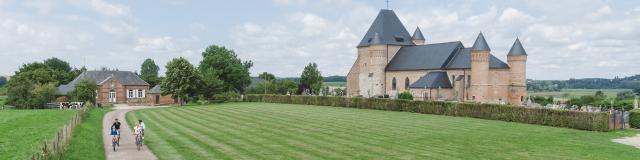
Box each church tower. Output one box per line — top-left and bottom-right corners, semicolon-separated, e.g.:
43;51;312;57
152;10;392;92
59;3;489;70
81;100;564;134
507;38;528;105
470;32;491;102
346;9;414;97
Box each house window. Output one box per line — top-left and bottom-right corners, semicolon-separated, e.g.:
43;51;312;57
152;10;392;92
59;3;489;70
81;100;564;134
467;75;471;88
404;77;410;90
521;96;524;102
128;90;134;98
392;77;397;90
138;89;144;98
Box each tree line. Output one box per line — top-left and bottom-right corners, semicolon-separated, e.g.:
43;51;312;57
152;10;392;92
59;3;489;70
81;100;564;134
528;75;640;92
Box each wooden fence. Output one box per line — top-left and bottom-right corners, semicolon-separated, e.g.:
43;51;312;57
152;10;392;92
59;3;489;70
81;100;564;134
31;107;88;160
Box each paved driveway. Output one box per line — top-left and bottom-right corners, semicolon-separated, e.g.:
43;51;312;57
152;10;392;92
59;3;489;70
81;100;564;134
103;104;168;160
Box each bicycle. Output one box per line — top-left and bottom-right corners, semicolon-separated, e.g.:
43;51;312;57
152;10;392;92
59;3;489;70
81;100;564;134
135;133;143;151
112;136;117;152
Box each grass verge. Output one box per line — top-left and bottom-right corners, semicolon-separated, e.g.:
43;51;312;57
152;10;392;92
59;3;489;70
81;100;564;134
64;107;111;159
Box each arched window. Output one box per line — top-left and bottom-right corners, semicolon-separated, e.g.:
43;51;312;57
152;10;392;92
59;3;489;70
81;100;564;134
392;78;397;90
405;77;410;90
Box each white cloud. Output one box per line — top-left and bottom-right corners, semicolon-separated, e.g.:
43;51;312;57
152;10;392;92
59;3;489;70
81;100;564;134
133;37;175;52
66;0;129;17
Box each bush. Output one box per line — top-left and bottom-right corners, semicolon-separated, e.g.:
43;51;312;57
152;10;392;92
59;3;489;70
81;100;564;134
397;91;413;100
245;95;611;131
630;109;640;129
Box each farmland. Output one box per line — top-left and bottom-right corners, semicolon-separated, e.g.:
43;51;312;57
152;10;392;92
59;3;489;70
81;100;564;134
0;110;76;159
127;102;640;160
529;89;630;100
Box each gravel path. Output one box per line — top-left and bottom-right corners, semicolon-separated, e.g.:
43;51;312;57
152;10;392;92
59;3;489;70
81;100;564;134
612;134;640;149
103;104;168;160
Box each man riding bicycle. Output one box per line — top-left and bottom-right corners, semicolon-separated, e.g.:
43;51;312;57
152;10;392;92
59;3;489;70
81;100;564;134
109;125;119;151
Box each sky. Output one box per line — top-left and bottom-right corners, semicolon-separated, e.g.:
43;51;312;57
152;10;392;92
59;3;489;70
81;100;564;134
0;0;639;80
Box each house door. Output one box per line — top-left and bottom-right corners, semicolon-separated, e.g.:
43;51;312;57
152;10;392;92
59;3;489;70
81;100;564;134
155;95;160;104
109;90;116;103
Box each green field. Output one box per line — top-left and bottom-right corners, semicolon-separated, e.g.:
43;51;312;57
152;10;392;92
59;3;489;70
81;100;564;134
127;102;640;160
323;81;346;87
64;108;110;159
0;110;76;159
529;89;629;100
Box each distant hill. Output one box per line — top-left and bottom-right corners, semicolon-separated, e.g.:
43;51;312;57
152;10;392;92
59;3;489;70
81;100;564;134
528;75;640;91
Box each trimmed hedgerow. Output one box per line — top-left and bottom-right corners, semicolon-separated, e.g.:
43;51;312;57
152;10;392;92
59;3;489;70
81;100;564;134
244;94;611;132
630;109;640;129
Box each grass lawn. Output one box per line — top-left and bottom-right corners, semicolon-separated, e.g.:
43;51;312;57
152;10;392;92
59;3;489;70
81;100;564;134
64;107;111;159
127;102;640;160
529;89;629;101
0;109;76;159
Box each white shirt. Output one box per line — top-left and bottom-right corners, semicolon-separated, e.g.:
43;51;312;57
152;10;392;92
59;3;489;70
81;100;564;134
140;122;145;129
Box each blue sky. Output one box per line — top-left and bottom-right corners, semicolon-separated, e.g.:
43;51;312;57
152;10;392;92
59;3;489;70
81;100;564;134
0;0;639;80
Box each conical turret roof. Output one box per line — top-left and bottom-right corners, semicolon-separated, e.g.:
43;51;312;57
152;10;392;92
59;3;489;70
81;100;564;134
471;32;491;51
507;38;527;56
412;27;425;40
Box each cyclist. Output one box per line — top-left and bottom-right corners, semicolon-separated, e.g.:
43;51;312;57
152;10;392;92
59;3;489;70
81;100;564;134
138;120;145;139
133;122;144;147
112;118;121;146
109;125;119;150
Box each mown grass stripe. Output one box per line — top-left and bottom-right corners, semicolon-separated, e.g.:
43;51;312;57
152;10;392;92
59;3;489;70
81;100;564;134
237;103;496;158
128;111;186;160
153;108;274;159
174;106;344;159
188;105;418;159
139;110;225;159
219;104;460;159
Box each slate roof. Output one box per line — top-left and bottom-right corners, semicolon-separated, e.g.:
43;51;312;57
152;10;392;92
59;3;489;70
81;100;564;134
57;71;149;95
386;42;462;71
385;41;510;71
507;38;527;56
149;85;161;94
409;71;452;89
445;48;510;69
412;27;425;40
471;32;491;51
358;9;415;47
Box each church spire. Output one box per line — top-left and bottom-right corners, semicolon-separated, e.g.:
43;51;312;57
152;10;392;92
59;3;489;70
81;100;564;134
412;27;425;41
471;32;491;52
507;38;527;56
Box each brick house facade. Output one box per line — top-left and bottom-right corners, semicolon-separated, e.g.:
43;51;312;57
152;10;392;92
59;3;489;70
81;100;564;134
57;70;178;106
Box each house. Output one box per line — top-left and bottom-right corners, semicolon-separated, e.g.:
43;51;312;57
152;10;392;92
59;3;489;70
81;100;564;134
346;9;527;105
57;70;178;106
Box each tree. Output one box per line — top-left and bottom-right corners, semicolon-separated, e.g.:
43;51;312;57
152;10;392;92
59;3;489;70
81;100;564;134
259;72;275;94
198;45;252;93
44;57;72;72
198;68;225;100
140;59;160;86
6;75;35;108
161;57;199;105
68;79;98;104
616;91;635;100
398;91;413;100
30;83;58;109
300;63;323;94
633;87;640;96
0;76;6;87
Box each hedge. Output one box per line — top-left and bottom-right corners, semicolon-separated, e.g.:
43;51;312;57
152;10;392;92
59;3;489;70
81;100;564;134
244;95;611;132
630;109;640;129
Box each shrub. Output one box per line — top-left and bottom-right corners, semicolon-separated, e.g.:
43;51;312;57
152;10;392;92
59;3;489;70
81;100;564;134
397;91;413;100
630;109;640;129
245;94;611;131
